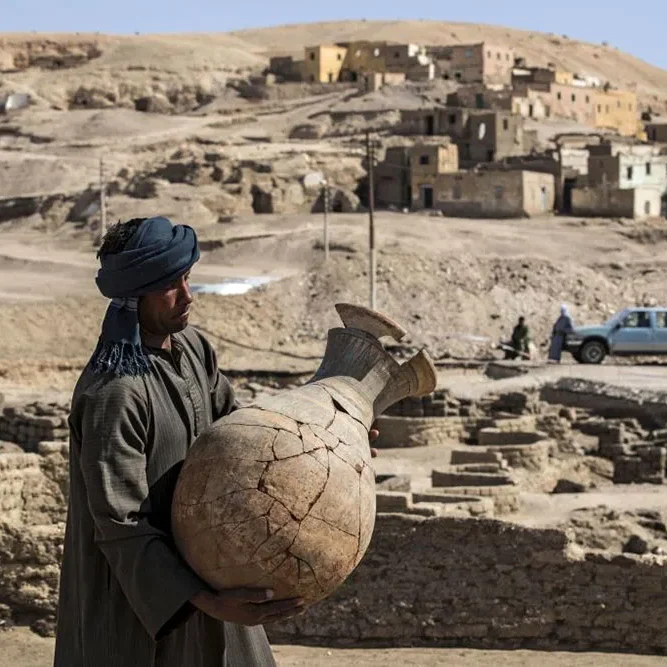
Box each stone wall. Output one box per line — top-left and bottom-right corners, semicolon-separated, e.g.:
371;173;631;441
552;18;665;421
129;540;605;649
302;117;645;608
269;514;667;654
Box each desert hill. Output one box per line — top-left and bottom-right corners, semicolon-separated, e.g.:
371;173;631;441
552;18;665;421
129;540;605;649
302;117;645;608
1;21;666;110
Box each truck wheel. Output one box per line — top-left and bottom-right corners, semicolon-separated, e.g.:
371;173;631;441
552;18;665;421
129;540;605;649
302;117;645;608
579;340;606;364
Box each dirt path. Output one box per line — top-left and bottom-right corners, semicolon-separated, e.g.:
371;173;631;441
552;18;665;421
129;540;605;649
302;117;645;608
2;628;665;667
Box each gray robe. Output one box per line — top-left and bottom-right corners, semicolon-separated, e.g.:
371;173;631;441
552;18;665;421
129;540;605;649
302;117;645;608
54;327;275;667
549;313;575;362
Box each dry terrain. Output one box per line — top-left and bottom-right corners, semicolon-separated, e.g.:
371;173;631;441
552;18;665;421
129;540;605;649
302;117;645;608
2;22;667;666
3;627;666;667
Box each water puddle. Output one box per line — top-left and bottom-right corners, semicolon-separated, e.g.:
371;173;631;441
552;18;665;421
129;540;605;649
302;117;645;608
190;276;275;296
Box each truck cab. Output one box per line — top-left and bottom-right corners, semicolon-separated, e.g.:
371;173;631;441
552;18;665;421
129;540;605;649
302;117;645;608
566;308;667;364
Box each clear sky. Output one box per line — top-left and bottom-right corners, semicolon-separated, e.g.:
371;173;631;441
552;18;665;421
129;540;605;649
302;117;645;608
3;0;666;70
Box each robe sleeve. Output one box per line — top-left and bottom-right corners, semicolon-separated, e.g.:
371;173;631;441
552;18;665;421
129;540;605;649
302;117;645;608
191;329;239;419
78;379;207;640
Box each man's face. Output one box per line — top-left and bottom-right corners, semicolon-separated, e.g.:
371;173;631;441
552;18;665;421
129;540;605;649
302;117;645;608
138;270;193;336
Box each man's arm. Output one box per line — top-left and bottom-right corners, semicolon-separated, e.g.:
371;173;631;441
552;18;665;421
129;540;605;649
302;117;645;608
79;379;207;640
191;329;239;420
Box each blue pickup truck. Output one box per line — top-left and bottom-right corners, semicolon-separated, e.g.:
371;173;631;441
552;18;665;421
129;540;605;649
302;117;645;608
566;308;667;364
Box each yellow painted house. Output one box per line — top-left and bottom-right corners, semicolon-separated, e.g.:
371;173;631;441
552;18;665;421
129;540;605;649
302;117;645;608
303;45;347;83
593;88;639;137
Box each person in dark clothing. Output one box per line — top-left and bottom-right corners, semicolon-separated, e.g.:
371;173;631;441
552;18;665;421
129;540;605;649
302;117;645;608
509;316;531;359
549;304;575;363
54;217;305;667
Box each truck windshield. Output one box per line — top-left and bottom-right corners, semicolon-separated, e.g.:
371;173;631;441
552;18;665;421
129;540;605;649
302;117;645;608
604;309;630;327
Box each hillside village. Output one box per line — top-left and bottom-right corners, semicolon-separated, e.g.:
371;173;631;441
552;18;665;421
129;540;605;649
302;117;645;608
0;29;666;225
265;39;667;220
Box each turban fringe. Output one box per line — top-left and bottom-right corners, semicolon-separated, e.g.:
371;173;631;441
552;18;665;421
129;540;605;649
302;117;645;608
91;216;200;376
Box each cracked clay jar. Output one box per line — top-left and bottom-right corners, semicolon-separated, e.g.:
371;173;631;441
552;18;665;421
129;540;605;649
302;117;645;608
172;303;436;606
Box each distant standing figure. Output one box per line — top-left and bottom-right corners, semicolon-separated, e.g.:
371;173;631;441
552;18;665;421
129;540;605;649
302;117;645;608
509;316;531;359
549;304;575;363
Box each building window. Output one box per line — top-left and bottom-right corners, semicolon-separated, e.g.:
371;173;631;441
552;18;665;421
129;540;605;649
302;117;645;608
606;105;610;112
455;72;462;81
617;101;621;108
337;53;342;61
571;93;576;102
465;48;472;58
585;95;590;103
557;92;562;100
647;162;652;175
645;201;651;215
453;184;462;200
448;113;457;124
374;48;380;56
506;53;510;61
503;119;509;130
309;52;315;61
627;166;633;180
419;155;430;165
494;185;504;200
497;53;501;60
394;51;400;58
597;104;602;112
487;51;491;58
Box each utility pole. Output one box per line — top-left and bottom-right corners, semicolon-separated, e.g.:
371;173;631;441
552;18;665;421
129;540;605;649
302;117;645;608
322;180;330;261
366;131;377;310
99;156;107;245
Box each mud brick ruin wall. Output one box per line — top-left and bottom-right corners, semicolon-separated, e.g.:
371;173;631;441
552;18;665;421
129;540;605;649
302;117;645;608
0;445;68;626
0;403;69;451
270;514;667;654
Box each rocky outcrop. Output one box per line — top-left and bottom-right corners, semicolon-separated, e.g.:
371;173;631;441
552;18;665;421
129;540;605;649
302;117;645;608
0;39;102;72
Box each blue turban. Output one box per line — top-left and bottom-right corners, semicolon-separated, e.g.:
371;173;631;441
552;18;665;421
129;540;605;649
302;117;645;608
91;216;200;376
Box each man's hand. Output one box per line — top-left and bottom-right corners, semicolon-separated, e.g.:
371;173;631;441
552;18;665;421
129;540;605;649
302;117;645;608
370;424;379;458
191;588;304;626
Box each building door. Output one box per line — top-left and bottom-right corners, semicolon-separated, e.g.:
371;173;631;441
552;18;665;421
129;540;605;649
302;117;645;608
540;186;548;212
562;177;576;214
662;195;667;217
475;93;484;109
328;72;334;83
421;185;434;209
425;115;435;136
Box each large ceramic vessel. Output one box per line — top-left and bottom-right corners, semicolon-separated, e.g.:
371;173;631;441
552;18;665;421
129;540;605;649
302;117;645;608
172;303;436;605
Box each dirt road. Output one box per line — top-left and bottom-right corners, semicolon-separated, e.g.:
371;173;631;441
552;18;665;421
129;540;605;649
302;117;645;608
2;628;664;667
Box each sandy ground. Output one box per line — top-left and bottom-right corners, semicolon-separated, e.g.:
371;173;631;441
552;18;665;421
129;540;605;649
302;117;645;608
2;627;666;667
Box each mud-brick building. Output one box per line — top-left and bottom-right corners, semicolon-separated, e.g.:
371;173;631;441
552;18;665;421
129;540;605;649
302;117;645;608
412;169;554;217
400;107;526;167
572;186;662;219
409;141;459;209
431;42;515;85
571;141;667;219
303;44;348;83
374;139;458;210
